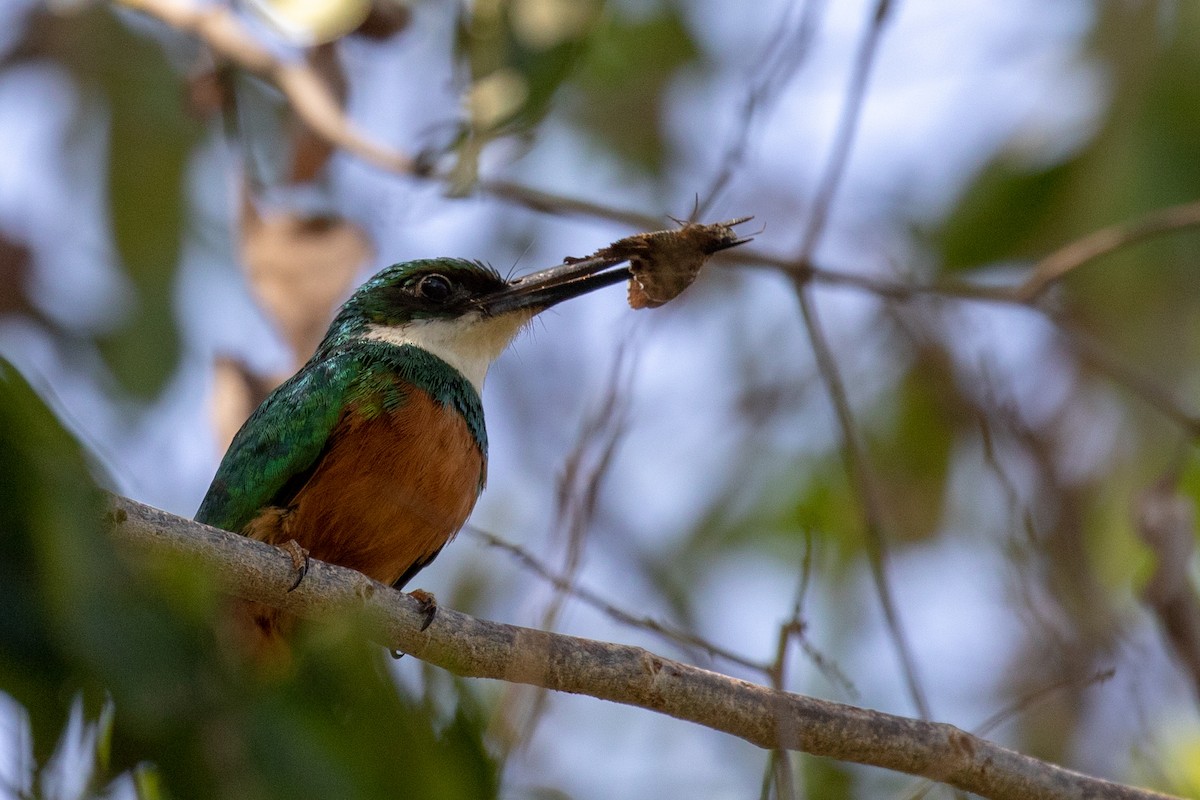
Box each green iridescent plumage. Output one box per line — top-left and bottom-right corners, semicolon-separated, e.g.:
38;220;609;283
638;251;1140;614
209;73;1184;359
196;341;486;536
195;258;497;536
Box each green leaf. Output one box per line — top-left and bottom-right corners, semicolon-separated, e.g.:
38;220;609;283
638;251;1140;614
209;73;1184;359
456;0;603;132
931;3;1200;285
0;359;101;764
803;756;855;800
27;6;200;397
784;464;863;552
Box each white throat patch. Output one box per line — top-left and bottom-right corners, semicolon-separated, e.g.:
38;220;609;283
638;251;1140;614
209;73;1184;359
362;311;534;393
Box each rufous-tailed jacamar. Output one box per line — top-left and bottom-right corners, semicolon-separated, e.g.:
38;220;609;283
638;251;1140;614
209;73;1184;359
196;256;633;657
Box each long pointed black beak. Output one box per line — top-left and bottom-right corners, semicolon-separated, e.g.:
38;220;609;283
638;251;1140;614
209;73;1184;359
476;257;633;316
477;216;754;316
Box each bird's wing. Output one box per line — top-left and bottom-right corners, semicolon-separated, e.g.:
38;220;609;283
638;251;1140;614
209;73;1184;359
195;352;356;534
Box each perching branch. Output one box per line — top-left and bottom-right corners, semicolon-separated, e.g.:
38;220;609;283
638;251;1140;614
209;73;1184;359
105;494;1179;800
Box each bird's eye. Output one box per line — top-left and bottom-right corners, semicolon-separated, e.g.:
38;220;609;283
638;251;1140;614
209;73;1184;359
416;274;453;301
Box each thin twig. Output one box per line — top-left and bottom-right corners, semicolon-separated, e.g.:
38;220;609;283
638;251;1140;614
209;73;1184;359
786;532;859;700
503;341;636;753
463;525;769;674
793;0;895;268
114;0;1200;318
792;280;931;722
696;0;826;220
1053;319;1200;436
763;603;803;800
785;0;931;721
106;494;1181;800
104;0;1008;309
1136;481;1200;705
901;669;1117;800
543;339;636;633
476;178;664;231
1015;200;1200;302
116;0;415;174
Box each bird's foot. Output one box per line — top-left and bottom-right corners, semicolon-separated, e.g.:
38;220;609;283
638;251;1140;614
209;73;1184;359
280;539;310;593
408;589;438;631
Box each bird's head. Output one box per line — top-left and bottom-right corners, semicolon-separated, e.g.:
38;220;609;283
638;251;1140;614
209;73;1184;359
324;256;631;392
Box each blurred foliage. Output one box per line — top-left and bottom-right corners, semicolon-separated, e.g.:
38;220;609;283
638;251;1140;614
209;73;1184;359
456;0;603;133
451;0;604;188
0;366;101;771
663;346;969;578
935;158;1076;271
0;233;36;318
908;3;1200;786
868;347;967;543
567;6;698;172
785;465;861;556
1135;726;1200;799
802;757;854;800
929;3;1200;373
13;4;199;398
1179;454;1200;535
0;358;496;799
651;6;1200;790
450;0;698;185
918;4;1200;655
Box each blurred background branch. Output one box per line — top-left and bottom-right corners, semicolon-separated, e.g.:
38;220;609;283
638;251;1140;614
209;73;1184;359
116;0;416;173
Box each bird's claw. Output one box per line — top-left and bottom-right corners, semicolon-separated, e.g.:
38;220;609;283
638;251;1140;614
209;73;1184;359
408;589;438;631
281;539;310;593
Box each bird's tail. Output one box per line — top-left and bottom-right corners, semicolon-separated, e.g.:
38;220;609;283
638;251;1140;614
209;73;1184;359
223;598;294;672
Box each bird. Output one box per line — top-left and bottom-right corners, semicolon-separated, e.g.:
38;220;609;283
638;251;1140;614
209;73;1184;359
195;255;633;661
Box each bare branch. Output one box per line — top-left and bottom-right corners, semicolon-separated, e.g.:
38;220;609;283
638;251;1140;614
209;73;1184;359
112;0;1200;320
764;617;800;800
475;179;664;231
105;494;1179;800
464;524;768;674
1054;319;1200;436
696;0;826;220
782;0;930;723
791;278;931;721
544;340;636;634
793;0;895;267
496;343;634;754
115;0;415;173
112;0;1200;332
1015;200;1200;302
901;669;1117;800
